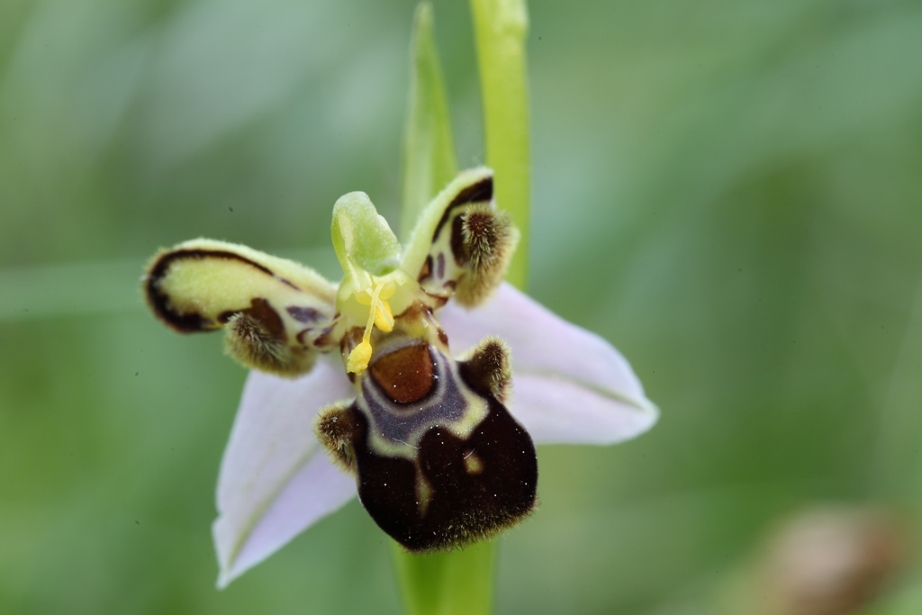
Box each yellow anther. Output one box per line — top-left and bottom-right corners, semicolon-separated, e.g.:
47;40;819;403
346;340;373;374
374;300;394;332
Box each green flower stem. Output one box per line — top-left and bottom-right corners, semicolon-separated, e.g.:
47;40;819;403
391;542;495;615
394;1;531;613
470;0;531;291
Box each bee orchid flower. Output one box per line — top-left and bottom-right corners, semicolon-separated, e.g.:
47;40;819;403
143;168;658;587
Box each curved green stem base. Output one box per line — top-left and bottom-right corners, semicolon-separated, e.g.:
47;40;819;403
391;541;496;615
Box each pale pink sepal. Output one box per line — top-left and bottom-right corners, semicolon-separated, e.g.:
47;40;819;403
440;283;659;445
213;356;356;588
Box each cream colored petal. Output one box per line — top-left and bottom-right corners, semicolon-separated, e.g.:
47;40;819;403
400;167;494;278
143;238;338;376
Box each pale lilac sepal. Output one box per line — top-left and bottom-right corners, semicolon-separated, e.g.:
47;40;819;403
213;356;356;588
440;282;659;445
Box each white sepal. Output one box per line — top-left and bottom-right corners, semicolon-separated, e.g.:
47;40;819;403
213;356;356;588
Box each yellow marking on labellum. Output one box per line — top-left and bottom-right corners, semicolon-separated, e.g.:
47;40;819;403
415;473;433;517
463;450;484;475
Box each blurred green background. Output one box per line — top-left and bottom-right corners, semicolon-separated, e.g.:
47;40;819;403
2;0;922;613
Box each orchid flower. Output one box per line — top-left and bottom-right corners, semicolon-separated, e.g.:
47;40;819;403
143;168;658;587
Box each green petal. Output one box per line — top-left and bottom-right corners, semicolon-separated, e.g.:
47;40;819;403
331;191;402;278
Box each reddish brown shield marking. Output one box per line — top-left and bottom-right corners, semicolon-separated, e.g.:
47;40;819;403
369;344;435;404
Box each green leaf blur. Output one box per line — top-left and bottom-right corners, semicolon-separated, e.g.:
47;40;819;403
400;2;458;242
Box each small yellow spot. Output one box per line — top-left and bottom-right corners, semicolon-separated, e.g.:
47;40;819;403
416;475;433;517
464;451;484;475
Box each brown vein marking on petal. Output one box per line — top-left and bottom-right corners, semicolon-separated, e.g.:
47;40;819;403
431;176;493;242
218;298;285;338
145;248;299;332
421;291;449;309
436;252;445;280
369;343;436;404
450;214;467;267
393;300;434;322
418;255;432;283
222;298;314;375
340;326;365;362
287;306;324;323
313;320;339;349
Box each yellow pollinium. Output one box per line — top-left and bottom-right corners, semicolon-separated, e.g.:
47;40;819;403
346;341;373;374
347;278;397;374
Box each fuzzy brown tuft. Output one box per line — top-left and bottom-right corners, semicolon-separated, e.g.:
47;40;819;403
315;403;360;473
224;310;312;376
460;337;512;402
452;206;518;307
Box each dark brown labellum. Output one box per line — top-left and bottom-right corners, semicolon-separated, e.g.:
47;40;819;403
317;339;537;551
352;395;537;551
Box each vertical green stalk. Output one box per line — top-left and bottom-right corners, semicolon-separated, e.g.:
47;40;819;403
470;0;531;291
395;1;531;613
391;541;495;615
